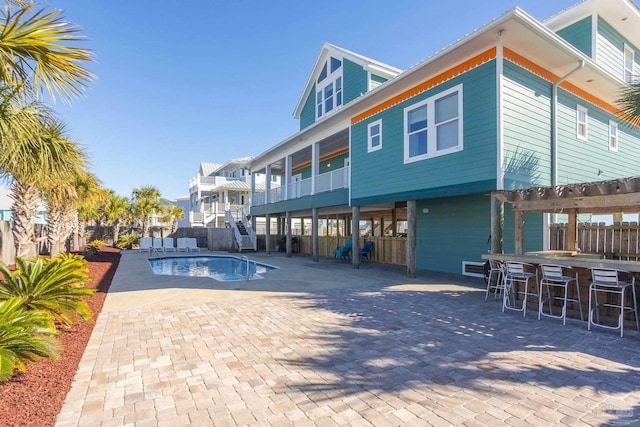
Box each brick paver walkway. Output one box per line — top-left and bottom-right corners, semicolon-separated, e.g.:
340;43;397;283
56;254;640;426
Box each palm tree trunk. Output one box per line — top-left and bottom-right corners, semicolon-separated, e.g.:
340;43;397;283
46;203;66;256
113;220;121;247
10;181;40;258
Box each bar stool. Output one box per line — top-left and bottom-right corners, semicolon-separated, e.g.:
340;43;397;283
588;268;639;337
503;261;539;317
538;264;583;325
484;260;504;301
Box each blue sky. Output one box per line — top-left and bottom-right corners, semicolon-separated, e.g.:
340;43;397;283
50;0;579;200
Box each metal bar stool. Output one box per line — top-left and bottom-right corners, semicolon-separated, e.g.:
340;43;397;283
588;268;639;337
538;264;583;325
484;260;504;301
503;261;539;317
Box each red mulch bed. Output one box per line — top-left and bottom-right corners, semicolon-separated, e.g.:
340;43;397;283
0;247;121;427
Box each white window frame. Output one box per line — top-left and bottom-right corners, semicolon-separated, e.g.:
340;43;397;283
624;43;635;84
367;119;382;153
316;58;343;120
403;84;464;164
576;105;588;141
609;120;618;152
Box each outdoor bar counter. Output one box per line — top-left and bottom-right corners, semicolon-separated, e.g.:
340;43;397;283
481;252;640;273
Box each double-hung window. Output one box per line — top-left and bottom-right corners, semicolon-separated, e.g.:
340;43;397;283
576;105;588;141
609;120;618;152
404;84;463;163
316;57;343;119
624;44;635;84
368;120;382;152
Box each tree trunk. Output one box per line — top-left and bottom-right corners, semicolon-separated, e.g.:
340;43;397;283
113;220;121;247
10;181;40;259
46;203;65;257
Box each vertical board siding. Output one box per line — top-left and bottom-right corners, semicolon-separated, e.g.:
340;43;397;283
502;60;552;189
555;16;593;57
416;195;490;274
300;83;316;130
596;16;640;81
343;58;368;105
350;60;497;202
555;89;640;184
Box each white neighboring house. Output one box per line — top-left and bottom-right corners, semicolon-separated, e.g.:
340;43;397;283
187;158;278;228
176;196;190;228
0;186;47;224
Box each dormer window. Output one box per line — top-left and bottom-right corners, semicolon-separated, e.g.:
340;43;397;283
316;57;343;119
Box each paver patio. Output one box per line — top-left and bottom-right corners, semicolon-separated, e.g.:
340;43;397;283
55;251;640;426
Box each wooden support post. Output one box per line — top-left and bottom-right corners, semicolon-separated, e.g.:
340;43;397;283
370;218;374;237
312;208;319;262
514;210;524;255
490;194;504;254
379;217;385;237
407;200;417;278
265;213;271;254
567;208;577;251
391;208;397;237
352;206;361;269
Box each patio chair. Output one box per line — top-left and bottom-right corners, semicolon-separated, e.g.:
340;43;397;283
152;237;163;255
163;237;176;252
187;238;201;252
360;241;374;261
177;238;189;252
139;237;152;253
334;239;352;260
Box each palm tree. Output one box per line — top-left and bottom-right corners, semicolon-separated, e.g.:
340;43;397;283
165;205;185;233
618;80;640;127
5;119;88;258
102;192;130;247
131;186;162;237
0;3;94;101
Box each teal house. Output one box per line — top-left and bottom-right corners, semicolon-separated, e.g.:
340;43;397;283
248;0;640;276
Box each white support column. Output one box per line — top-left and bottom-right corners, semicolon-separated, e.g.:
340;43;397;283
265;165;271;204
286;211;292;258
285;155;291;200
250;170;256;204
265;213;271;254
311;143;319;195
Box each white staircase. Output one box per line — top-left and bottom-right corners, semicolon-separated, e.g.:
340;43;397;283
225;206;256;251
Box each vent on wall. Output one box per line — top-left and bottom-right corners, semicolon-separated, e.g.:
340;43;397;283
462;261;485;278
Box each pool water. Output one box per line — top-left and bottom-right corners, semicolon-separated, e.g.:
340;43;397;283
148;255;277;281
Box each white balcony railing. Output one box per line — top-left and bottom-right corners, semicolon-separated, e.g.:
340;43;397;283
252;166;349;206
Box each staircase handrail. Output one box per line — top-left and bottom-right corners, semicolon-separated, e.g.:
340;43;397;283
240;205;257;251
225;211;244;250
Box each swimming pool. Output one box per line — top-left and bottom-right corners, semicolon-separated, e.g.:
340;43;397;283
148;255;278;282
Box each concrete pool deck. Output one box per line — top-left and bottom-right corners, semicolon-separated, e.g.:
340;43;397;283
56;250;640;426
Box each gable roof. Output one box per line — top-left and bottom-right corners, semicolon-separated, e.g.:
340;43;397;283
292;42;402;119
199;162;222;177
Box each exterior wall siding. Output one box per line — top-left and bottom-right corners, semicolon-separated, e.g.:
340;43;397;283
555;16;593;57
292;151;350;179
596;16;640;81
350;60;497;205
371;74;387;84
343;58;368;105
502;60;553;189
555;89;640;183
300;83;316;130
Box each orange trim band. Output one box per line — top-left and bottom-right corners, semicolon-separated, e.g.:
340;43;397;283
290;147;350;173
351;47;497;125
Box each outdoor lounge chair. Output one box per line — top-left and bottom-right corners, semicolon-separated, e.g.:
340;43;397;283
360;241;374;261
163;237;176;252
139;237;152;253
177;238;189;252
334;239;352;260
187;238;201;252
152;237;163;254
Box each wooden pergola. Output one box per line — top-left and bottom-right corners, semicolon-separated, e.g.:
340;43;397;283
494;176;640;255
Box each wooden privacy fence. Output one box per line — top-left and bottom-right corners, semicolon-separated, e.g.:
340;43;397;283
266;234;407;265
550;222;640;260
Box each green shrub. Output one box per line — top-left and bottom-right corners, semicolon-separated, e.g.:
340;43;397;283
0;257;95;329
117;233;139;249
0;297;59;382
85;240;105;258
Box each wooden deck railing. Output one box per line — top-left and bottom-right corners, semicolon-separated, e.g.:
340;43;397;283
550;222;640;260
